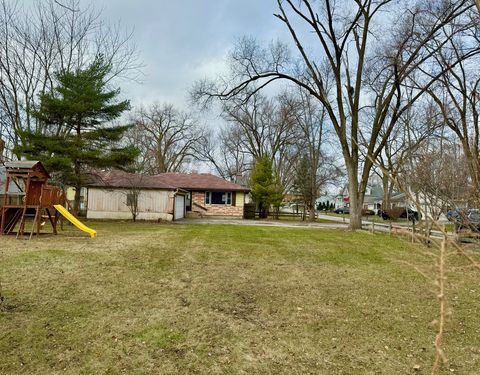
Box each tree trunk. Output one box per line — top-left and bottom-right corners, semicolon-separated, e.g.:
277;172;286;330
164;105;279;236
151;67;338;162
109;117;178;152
309;196;316;221
349;194;363;229
465;151;480;206
382;173;391;210
347;169;365;230
73;183;81;215
73;124;82;215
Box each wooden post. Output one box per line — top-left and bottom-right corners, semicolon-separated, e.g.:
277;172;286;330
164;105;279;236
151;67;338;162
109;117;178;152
411;220;416;243
389;222;392;236
29;208;40;240
371;220;374;233
0;175;10;235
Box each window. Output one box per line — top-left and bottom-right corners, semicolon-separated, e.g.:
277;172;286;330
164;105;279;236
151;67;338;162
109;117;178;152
211;192;223;204
205;191;232;205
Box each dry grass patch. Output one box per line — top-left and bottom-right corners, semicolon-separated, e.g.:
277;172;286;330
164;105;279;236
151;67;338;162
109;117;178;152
0;221;479;374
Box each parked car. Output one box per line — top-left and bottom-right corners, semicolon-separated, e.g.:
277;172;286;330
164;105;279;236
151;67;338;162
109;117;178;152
447;208;480;231
380;207;420;221
334;206;350;214
362;208;375;216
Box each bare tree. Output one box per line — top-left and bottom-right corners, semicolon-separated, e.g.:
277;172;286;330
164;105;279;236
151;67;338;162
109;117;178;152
0;136;4;163
123;176;143;222
292;90;342;220
410;141;469;214
424;30;480;204
374;99;442;209
193;0;480;229
196;126;249;182
128;103;203;174
197;91;299;189
222;92;299;191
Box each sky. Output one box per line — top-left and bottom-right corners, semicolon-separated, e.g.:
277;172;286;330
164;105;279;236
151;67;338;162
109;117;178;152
97;0;285;110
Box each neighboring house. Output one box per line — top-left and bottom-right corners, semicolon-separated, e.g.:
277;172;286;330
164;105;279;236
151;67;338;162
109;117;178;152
362;184;383;211
335;183;383;211
389;191;453;220
390;192;408;208
86;170;250;221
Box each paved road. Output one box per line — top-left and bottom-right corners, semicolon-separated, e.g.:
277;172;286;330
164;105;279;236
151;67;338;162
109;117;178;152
317;213;415;226
317;213;351;224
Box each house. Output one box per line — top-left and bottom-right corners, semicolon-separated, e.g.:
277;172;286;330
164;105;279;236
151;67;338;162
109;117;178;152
334;183;383;211
86;170;250;221
158;172;250;218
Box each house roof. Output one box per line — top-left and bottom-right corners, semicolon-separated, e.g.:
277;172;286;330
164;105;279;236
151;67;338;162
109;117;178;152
159;172;250;192
336;183;384;200
391;192;406;202
363;195;383;204
87;170;250;192
87;170;179;190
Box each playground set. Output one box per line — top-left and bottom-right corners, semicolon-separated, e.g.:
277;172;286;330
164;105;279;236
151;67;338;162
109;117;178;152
0;161;96;239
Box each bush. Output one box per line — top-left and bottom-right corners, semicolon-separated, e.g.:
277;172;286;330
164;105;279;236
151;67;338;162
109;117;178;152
243;203;256;219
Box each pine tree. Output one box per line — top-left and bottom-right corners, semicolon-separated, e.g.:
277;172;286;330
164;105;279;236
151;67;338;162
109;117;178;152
250;156;283;218
16;56;138;212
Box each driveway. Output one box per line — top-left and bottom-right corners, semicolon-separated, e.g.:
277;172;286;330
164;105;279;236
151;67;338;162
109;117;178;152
178;217;348;229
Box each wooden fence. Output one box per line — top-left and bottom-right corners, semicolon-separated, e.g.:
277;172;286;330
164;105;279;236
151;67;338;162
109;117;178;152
361;219;456;242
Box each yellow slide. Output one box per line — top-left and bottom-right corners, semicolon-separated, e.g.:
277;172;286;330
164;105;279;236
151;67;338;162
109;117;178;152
54;204;97;238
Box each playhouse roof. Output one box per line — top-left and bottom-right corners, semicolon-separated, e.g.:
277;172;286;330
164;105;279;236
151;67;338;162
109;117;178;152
5;160;49;178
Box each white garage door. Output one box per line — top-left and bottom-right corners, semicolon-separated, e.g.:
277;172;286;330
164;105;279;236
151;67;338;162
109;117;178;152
174;195;185;220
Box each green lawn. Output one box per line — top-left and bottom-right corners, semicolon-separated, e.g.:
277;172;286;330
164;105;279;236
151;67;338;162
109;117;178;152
1;222;479;374
259;215;338;223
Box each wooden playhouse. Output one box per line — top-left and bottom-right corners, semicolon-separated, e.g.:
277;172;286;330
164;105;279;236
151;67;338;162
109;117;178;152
0;161;65;238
